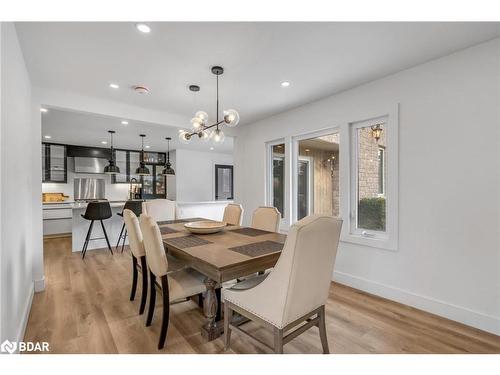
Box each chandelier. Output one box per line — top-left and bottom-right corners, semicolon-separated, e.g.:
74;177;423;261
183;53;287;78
179;66;239;144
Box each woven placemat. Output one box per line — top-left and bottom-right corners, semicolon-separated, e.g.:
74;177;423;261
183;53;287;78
229;240;284;257
231;227;273;237
164;235;212;249
157;218;206;225
160;226;178;235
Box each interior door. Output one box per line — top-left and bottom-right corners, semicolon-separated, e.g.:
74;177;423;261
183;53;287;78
215;164;233;200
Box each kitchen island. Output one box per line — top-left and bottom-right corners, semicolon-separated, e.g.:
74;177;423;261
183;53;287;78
43;200;233;253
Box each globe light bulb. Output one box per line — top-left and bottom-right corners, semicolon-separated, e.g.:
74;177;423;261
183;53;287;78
191;117;203;130
223;109;240;127
195;111;208;122
198;130;210;142
179;130;191;144
211;129;225;144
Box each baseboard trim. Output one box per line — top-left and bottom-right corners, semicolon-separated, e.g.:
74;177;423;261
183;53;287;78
13;283;35;352
34;277;45;292
333;270;500;336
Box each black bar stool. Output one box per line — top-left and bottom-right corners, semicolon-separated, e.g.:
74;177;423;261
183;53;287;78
81;201;113;259
116;200;143;252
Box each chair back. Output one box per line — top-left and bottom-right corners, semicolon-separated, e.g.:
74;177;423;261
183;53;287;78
123;199;143;217
83;201;112;220
222;203;243;226
251;206;280;232
123;209;145;258
142;199;176;223
139;213;169;278
255;215;342;326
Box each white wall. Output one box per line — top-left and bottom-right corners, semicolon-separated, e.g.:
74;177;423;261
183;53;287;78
173;149;233;202
42;158;130;202
0;23;36;344
234;39;500;334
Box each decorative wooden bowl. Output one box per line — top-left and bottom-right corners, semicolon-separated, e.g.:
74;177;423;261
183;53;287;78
184;221;226;234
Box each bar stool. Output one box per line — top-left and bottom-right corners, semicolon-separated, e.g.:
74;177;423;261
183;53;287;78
116;200;143;252
81;201;113;259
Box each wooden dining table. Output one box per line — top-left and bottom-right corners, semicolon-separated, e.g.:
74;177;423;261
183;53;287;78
159;218;287;341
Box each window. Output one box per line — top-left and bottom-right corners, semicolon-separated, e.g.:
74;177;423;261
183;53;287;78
215;164;233;200
271;143;285;218
351;118;387;234
294;132;340;221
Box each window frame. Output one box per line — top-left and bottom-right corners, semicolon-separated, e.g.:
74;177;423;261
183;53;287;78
263;104;398;251
266;139;290;228
343;107;399;251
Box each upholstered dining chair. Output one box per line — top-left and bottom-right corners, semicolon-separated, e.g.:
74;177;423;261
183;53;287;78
139;213;206;350
122;209;148;315
142;199;176;223
251;206;281;232
222;203;244;226
223;215;343;354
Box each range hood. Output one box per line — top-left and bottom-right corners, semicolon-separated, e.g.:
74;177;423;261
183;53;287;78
74;157;108;174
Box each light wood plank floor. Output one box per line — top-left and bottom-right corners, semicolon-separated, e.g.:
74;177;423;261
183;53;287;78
24;237;500;354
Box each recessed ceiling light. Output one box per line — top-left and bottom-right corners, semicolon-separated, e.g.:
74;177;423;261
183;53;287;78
280;81;291;87
40;108;48;113
136;23;151;33
210;147;214;151
44;135;51;139
101;141;108;145
109;83;119;89
121;120;129;125
145;145;150;149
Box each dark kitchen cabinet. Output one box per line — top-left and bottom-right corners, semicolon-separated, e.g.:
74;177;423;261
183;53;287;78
111;149;167;199
42;143;67;183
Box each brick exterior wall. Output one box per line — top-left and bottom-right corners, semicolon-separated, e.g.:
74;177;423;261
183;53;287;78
357;126;386;199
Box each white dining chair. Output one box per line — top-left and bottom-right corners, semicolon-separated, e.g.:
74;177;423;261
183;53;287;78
223;214;343;354
251;206;281;232
142;199;176;223
222;203;244;226
139;213;206;350
123;209;148;315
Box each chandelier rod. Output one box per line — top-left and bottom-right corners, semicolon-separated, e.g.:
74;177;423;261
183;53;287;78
216;73;219;130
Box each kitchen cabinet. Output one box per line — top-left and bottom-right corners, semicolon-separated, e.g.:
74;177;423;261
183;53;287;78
42;143;67;183
110;149;167;199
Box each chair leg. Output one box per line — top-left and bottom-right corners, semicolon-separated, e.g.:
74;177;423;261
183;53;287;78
158;275;170;350
318;305;329;354
116;222;125;249
139;256;148;315
274;327;284;354
146;270;156;327
121;229;127;253
130;255;138;301
82;220;94;259
223;302;233;351
100;220;113;254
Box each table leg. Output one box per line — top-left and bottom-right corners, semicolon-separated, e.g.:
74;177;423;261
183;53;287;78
201;278;220;341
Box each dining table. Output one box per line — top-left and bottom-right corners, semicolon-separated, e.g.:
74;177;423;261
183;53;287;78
159;218;287;341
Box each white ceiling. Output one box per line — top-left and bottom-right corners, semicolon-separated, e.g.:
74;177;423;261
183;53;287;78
16;22;500;126
41;107;233;153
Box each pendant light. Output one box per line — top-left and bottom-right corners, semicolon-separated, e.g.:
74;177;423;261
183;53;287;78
135;134;150;175
104;130;120;174
179;66;239;144
161;137;175;176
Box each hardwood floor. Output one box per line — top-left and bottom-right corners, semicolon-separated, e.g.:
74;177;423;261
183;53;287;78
24;237;500;354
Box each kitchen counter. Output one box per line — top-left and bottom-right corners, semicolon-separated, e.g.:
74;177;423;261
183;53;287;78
42;199;234;253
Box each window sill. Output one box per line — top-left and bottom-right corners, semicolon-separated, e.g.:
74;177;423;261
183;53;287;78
340;233;398;252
